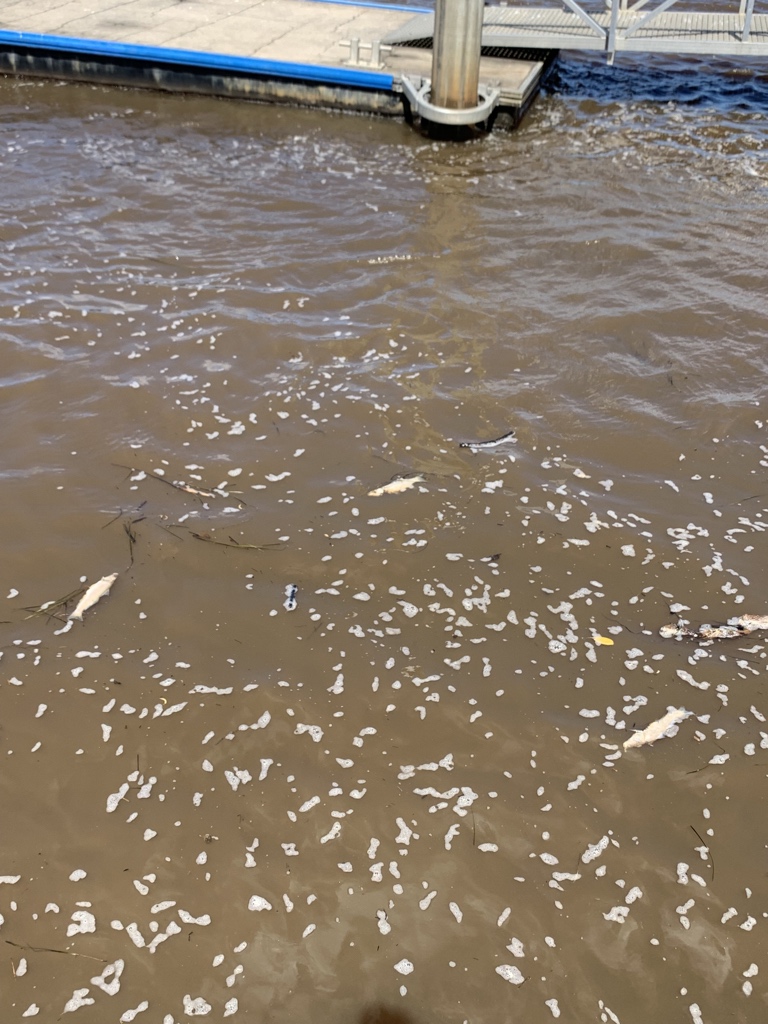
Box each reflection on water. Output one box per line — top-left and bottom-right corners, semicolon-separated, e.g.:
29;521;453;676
1;55;768;1024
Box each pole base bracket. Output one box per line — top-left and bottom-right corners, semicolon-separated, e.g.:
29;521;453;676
399;74;500;126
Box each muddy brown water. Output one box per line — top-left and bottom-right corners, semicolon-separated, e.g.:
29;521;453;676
2;49;768;1024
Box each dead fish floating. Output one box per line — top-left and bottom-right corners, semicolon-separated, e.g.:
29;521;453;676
659;614;768;640
459;429;515;450
68;572;119;622
623;707;692;751
367;473;425;497
734;613;768;630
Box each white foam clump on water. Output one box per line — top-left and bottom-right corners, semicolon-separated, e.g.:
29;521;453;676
91;959;125;995
496;964;525;985
183;995;212;1015
67;911;96;936
62;989;94;1013
394;959;414;975
179;910;211;925
248;895;272;912
294;723;324;742
120;1002;149;1022
581;835;610;864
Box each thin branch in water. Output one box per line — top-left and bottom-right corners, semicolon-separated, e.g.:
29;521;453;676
23;587;84;621
153;476;219;499
690;824;714;882
4;939;107;963
101;508;125;530
113;462;239;501
187;530;285;552
102;500;147;530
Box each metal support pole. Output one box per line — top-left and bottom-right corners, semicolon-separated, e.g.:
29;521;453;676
431;0;485;110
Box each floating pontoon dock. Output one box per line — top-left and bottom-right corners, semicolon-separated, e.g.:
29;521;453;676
0;1;551;127
1;0;764;131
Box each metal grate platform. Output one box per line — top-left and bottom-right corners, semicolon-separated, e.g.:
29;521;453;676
383;6;768;56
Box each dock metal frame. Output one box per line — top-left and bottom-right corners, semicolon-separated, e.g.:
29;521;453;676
384;0;768;64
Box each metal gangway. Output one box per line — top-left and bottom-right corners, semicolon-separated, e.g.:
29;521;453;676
384;0;768;64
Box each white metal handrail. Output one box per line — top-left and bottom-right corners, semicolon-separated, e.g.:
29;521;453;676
537;0;764;46
385;1;768;62
741;0;756;40
622;0;682;38
561;0;607;37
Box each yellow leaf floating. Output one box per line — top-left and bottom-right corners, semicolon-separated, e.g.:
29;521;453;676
593;635;614;646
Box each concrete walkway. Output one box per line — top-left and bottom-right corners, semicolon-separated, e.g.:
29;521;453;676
0;0;548;120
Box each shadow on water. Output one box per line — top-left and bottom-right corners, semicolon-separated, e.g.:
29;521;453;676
357;1006;417;1024
547;50;768;111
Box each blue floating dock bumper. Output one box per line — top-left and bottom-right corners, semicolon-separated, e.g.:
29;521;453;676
0;29;404;116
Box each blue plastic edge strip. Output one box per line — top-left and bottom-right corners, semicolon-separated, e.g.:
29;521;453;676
0;29;395;91
304;0;430;11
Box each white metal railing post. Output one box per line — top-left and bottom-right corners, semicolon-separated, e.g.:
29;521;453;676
742;0;755;40
607;0;620;60
431;0;485;109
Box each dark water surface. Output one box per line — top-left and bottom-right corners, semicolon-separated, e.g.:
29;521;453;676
1;53;768;1024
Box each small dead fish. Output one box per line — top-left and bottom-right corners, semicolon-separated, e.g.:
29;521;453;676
459;429;515;450
698;624;747;640
171;481;218;498
367;474;425;497
68;573;119;621
284;584;298;612
623;707;691;751
659;621;749;640
659;622;703;639
731;613;768;631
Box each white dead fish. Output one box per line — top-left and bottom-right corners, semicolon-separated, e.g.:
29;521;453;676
367;474;425;497
68;573;119;621
659;623;698;639
623;707;692;751
698;624;746;639
659;621;748;640
731;613;768;631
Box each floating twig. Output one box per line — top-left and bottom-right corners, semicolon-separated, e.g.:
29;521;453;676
123;517;145;566
154;476;219;499
188;531;285;552
4;939;107;963
113;462;239;501
690;824;714;882
23;587;84;621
